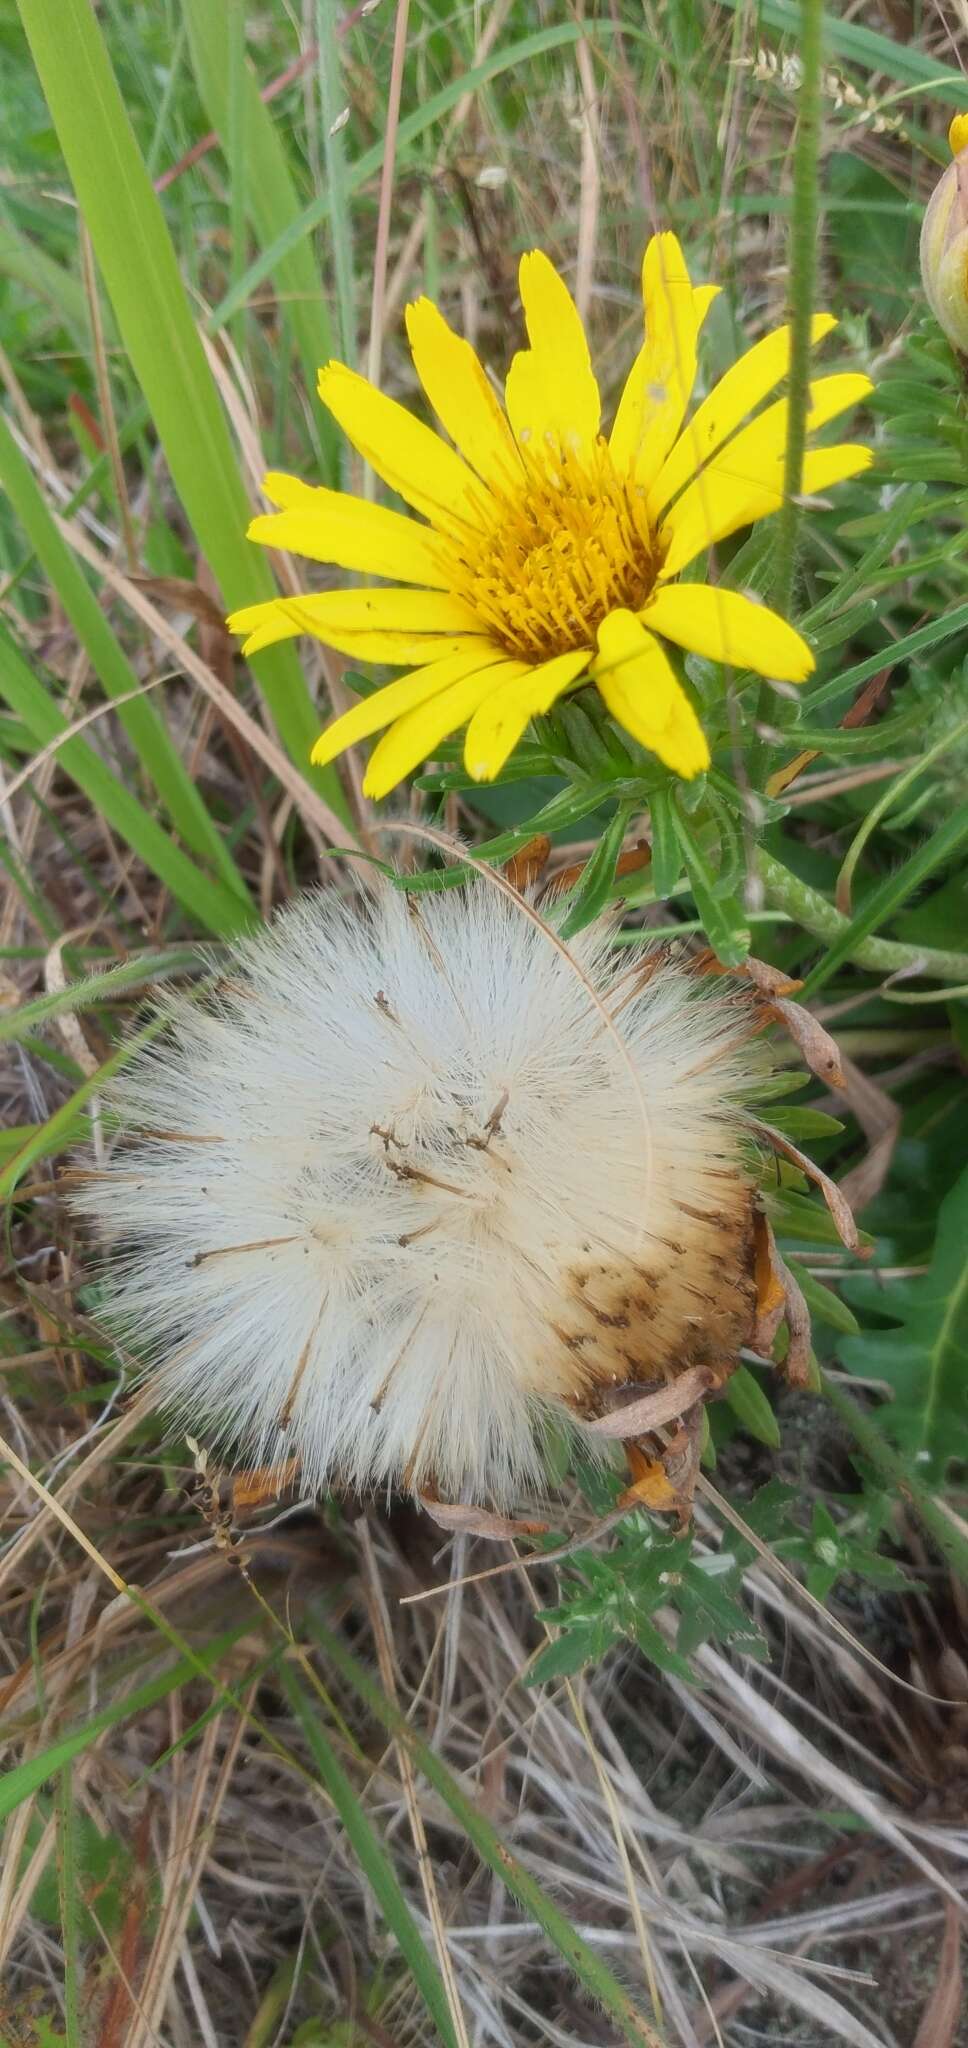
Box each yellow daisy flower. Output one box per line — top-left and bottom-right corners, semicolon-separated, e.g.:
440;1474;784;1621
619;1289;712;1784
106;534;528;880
229;235;872;799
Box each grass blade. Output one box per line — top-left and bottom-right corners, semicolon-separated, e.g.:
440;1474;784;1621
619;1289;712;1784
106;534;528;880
0;1626;252;1821
717;0;968;108
56;1765;81;2045
281;1664;460;2048
307;1613;668;2048
0;623;256;940
212;22;587;327
182;0;339;471
0;947;204;1045
0;406;249;903
16;0;350;820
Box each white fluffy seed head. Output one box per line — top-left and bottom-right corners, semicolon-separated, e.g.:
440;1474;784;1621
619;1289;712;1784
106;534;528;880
76;882;767;1507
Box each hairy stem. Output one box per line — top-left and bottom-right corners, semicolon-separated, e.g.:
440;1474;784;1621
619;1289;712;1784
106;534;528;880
754;0;825;782
772;0;825;617
758;848;968;982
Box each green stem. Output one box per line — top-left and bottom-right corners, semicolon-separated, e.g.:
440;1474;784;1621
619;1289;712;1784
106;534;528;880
772;0;825;617
754;0;825;784
822;1372;968;1591
758;849;968;982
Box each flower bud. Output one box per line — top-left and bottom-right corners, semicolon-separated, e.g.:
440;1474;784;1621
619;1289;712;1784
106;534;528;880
920;116;968;354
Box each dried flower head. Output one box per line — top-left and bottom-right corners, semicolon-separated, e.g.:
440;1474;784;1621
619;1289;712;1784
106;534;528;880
920;115;968;355
77;881;771;1509
228;234;871;795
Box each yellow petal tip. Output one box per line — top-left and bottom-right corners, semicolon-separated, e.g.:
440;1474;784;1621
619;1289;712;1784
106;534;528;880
949;112;968;157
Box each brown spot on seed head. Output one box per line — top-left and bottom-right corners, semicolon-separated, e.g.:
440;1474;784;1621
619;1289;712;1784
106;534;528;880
545;1166;758;1415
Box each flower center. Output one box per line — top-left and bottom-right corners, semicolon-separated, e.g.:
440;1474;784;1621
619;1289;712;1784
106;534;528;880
450;441;658;662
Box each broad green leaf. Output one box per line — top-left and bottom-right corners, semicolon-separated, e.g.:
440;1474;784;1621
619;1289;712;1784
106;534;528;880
839;1163;968;1475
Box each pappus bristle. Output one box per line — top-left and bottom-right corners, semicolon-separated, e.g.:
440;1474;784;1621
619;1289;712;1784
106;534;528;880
75;882;766;1508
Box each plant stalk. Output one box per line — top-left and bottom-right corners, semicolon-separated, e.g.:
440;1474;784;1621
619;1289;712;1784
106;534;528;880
757;848;968;982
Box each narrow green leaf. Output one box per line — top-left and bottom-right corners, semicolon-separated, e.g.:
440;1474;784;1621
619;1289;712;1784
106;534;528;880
765;1106;844;1141
0;948;204;1045
56;1767;81;2045
793;1262;860;1337
673;809;750;966
647;789;681;899
281;1667;459;2048
724;1365;780;1448
559;801;633;938
316;0;356;365
805;601;968;714
0;1011;166;1198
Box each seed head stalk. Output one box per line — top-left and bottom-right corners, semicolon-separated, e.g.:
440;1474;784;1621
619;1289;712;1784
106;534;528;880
757;0;826;776
756;849;968;984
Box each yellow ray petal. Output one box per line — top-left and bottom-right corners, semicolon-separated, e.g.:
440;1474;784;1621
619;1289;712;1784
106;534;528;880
247;485;452;588
593;608;710;780
660;373;873;579
609;234;720;488
310;641;502;767
363;660;524;799
464;648;590;781
226;598;308;657
317;362;490;533
800;444;874;494
644;585;814;682
648;312;838;518
259;471;321;510
405;297;522;492
504;251;601;458
228;587;481;663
